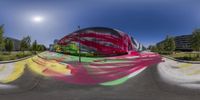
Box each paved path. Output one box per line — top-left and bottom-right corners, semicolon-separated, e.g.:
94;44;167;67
1;52;200;100
0;64;200;100
0;51;160;86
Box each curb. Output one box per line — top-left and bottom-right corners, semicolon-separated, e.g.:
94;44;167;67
162;55;200;64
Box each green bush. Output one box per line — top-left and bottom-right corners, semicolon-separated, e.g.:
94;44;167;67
0;57;3;61
175;56;190;60
175;55;200;61
0;51;34;61
16;52;33;59
0;55;15;61
158;51;172;55
2;52;10;55
16;53;25;58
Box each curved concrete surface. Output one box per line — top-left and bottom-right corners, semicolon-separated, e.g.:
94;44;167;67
1;52;200;99
0;51;159;90
1;65;200;100
157;58;200;90
0;67;40;94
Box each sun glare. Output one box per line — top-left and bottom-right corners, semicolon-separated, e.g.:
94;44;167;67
32;16;44;23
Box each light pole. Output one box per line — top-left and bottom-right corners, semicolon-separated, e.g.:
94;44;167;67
78;26;81;63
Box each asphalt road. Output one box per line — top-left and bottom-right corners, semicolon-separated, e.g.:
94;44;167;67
1;64;200;100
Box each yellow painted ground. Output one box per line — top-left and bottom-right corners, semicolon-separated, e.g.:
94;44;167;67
0;55;71;83
27;56;71;76
177;63;192;69
0;60;26;83
0;65;6;72
175;63;200;76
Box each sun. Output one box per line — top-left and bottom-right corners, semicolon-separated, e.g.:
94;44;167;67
32;16;44;23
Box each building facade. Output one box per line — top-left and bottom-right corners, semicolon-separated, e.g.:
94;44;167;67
157;34;192;51
174;35;192;51
4;37;21;51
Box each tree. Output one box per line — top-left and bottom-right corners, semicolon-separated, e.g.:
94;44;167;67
148;45;154;50
20;36;31;54
157;43;165;52
150;45;159;52
37;44;46;51
4;38;13;53
53;44;61;52
31;40;37;54
0;24;4;51
163;36;176;54
191;29;200;51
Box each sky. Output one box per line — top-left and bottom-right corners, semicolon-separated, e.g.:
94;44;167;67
0;0;200;47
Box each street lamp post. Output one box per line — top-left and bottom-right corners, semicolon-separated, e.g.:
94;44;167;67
78;26;81;63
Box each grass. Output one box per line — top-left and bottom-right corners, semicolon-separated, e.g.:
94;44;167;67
0;51;34;61
167;52;200;61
